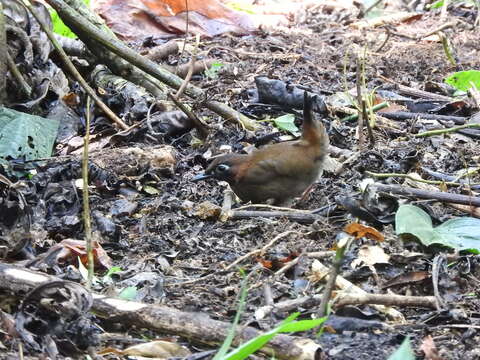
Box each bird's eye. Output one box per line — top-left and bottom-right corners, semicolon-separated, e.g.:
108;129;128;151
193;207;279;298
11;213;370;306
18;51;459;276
216;164;230;172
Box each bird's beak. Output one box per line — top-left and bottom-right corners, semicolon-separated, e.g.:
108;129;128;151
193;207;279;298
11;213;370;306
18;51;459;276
192;173;213;182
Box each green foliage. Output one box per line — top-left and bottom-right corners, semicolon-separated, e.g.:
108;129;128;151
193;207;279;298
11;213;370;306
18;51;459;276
213;271;249;360
102;266;122;281
388;337;415;360
118;286;138;300
50;0;90;39
430;0;445;9
395;204;480;253
204;62;225;79
222;313;326;360
50;11;76;39
225;2;256;14
445;70;480;92
0;107;59;165
214;270;326;360
430;0;477;9
273;114;299;134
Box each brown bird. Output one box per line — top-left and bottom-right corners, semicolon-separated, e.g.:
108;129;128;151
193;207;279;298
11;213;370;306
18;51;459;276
193;92;329;205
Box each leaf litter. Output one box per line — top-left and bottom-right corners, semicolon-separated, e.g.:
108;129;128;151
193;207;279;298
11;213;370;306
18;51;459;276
2;0;480;359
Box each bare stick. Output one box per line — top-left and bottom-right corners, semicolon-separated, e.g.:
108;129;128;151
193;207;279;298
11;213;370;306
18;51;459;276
83;97;94;288
365;171;480;187
370;183;480;207
379;111;466;125
230;210;320;223
333;293;437;308
311;260;404;321
167;92;209;140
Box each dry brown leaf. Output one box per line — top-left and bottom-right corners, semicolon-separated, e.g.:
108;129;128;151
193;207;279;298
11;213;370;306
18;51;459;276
344;222;385;242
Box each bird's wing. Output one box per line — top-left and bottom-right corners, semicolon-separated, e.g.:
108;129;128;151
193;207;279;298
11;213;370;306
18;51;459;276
242;149;312;184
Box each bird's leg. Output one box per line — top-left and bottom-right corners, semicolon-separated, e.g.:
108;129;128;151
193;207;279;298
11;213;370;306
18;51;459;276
297;184;316;204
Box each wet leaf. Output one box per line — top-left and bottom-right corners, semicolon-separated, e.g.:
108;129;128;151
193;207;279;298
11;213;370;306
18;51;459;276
395;205;480;252
0;107;59;164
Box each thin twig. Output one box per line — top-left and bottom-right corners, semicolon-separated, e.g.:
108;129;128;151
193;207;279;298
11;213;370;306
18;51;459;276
340;102;388;122
5;51;31;96
176;34;199;98
370;183;480;207
22;0;128;130
170;231;297;286
167;91;209;140
415;122;480;137
365;171;480;187
83;97;93;288
318;241;349;317
356;55;365;149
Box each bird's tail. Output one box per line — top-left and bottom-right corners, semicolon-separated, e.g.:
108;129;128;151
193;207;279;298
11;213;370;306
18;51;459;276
302;92;329;151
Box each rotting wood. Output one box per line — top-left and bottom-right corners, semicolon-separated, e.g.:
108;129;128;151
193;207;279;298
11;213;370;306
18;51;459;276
0;263;322;360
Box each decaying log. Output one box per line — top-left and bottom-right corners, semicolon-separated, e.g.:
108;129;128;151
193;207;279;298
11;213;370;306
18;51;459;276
0;263;322;360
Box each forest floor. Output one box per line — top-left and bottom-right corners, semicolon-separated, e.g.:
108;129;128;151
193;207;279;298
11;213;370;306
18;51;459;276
3;1;480;359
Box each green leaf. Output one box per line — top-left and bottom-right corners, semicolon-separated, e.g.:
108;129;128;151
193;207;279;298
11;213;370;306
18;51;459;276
118;286;137;300
51;11;77;39
50;0;90;39
223;320;292;360
273;114;299;134
277;316;327;333
445;70;480;92
395;205;435;243
395;205;480;252
225;2;256;14
102;266;122;282
435;217;480;250
0;107;59;163
223;314;326;360
143;185;161;195
213;272;249;360
430;0;444;9
388;337;415;360
204;62;224;79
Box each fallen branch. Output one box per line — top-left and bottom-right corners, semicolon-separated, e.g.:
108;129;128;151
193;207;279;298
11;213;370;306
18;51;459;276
370;183;480;207
365;171;480;188
379;111;466;125
46;0;257;130
229;210;321;223
333;293;437;309
308;260;404;321
0;263;320;360
255;290;437;320
25;0;128;130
